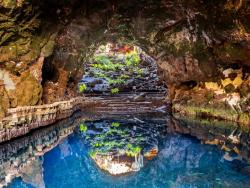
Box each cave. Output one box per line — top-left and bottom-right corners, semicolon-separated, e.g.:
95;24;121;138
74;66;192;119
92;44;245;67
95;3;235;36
78;43;166;94
0;0;250;187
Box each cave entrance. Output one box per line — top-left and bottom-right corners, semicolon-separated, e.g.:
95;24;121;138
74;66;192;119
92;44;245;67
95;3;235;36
78;43;166;95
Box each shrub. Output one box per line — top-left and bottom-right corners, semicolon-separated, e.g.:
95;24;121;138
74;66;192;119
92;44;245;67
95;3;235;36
79;123;88;132
108;78;125;85
111;88;119;94
94;54;111;65
125;143;142;157
125;51;140;66
111;122;120;127
79;83;87;93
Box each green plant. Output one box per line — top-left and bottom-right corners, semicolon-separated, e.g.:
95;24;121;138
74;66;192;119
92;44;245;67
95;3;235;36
111;88;119;94
89;150;97;158
125;51;140;66
125;143;142;157
79;83;87;93
119;74;130;79
108;78;125;85
79;123;88;132
93;142;104;147
89;49;144;91
137;68;144;75
94;54;112;64
95;72;107;78
111;122;120;127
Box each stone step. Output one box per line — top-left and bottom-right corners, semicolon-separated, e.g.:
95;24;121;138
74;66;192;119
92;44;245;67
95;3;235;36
92;110;159;115
89;96;165;101
85;92;166;97
94;106;153;110
84;91;166;114
98;101;153;104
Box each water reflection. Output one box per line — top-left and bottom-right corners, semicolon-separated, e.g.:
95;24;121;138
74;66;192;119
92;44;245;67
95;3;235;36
170;117;250;163
0;113;249;188
0;113;81;188
78;114;168;175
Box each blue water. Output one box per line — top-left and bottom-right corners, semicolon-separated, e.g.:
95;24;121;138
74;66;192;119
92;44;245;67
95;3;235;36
8;132;250;188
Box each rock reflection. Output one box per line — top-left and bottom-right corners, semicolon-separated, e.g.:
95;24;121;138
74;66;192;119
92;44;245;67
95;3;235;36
78;113;168;175
170;116;250;163
0;112;249;187
0;113;81;188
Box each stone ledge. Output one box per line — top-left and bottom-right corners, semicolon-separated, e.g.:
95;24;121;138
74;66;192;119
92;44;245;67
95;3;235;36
173;104;250;126
0;97;86;143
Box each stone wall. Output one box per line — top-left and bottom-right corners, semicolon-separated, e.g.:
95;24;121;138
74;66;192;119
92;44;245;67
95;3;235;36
0;97;85;143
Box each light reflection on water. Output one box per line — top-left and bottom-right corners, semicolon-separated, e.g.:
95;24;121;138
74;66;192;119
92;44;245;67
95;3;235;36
3;114;250;188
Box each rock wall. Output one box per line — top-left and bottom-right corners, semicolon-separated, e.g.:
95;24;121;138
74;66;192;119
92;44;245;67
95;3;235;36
0;0;250;124
0;0;57;117
0;97;85;143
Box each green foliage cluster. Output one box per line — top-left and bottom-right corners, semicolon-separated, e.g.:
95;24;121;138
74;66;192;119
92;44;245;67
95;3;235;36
111;88;119;94
85;120;145;158
124;52;140;66
79;123;88;132
125;143;142;157
89;142;142;158
88;50;144;93
108;78;126;85
79;83;88;93
111;122;120;127
92;56;124;71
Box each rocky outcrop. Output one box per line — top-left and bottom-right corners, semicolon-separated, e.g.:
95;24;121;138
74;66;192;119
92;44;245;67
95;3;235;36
0;0;58;117
0;0;250;125
150;1;250;124
172;68;250;125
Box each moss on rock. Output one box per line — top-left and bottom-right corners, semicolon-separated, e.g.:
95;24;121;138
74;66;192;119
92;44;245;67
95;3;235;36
173;103;250;125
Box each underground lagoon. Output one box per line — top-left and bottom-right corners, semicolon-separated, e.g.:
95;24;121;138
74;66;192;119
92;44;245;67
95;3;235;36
0;0;250;187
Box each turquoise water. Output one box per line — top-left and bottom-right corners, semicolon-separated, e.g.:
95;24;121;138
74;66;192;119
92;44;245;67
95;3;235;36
6;117;250;188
